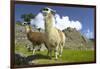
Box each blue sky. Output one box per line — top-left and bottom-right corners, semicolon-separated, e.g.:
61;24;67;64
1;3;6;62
15;4;95;39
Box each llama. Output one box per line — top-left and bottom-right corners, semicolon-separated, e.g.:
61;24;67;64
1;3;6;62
41;7;65;59
23;22;49;55
57;29;65;57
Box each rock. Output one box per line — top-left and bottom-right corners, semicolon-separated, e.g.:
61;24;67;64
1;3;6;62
63;27;93;50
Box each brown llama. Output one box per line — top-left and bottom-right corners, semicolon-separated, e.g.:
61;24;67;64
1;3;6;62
23;22;49;55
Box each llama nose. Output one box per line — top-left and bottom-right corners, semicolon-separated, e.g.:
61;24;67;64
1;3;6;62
42;12;47;16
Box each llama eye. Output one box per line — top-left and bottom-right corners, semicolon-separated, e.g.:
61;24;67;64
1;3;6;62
45;9;48;11
43;8;48;11
24;23;26;25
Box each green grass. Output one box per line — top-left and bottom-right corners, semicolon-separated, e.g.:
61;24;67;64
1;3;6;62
32;49;95;64
15;44;95;65
61;49;94;62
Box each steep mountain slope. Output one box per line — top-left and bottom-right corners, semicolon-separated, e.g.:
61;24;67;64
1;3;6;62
63;27;93;50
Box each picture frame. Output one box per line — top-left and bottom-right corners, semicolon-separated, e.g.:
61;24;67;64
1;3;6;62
11;0;96;68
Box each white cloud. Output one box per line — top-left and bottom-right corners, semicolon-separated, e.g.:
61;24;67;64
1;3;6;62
31;13;55;29
55;14;82;30
30;13;44;29
30;12;94;39
30;13;82;31
85;29;94;39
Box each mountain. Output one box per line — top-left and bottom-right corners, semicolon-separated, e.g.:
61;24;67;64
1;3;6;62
62;27;93;50
15;24;94;51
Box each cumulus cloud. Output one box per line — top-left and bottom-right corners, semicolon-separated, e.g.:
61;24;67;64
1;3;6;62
30;13;44;29
30;13;82;30
85;29;94;39
31;13;55;29
55;14;82;30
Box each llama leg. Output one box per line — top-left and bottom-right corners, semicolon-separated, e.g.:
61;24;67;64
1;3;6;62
55;45;59;60
47;49;50;56
59;44;63;57
37;45;41;51
49;49;52;59
47;47;52;59
32;46;36;55
46;44;52;59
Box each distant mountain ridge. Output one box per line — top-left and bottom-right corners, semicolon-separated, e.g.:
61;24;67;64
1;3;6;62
62;27;89;50
15;24;94;50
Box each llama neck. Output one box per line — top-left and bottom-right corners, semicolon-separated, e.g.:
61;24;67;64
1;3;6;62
25;25;33;41
44;13;54;34
25;25;32;33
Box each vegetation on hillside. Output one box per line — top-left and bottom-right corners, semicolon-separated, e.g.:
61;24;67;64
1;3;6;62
21;13;35;23
15;43;94;65
14;12;95;66
14;24;95;66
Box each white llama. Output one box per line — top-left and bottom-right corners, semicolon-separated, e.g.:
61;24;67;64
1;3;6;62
41;7;65;59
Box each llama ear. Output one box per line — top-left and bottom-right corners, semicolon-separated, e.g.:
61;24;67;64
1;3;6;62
51;10;56;15
27;22;30;25
22;22;27;26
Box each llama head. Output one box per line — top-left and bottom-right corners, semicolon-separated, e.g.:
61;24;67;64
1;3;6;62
22;22;31;33
41;7;56;17
22;22;30;26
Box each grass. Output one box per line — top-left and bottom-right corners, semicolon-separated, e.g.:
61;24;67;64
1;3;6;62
31;49;95;64
15;23;95;65
15;44;95;65
61;49;94;62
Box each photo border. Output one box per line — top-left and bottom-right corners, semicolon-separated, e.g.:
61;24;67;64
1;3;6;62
10;0;96;68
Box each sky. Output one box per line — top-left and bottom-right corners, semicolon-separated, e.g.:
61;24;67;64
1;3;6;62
15;4;95;39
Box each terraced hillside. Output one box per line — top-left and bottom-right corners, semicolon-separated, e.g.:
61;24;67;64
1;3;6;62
14;24;95;66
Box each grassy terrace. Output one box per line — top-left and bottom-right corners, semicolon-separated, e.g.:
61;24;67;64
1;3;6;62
15;45;95;65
